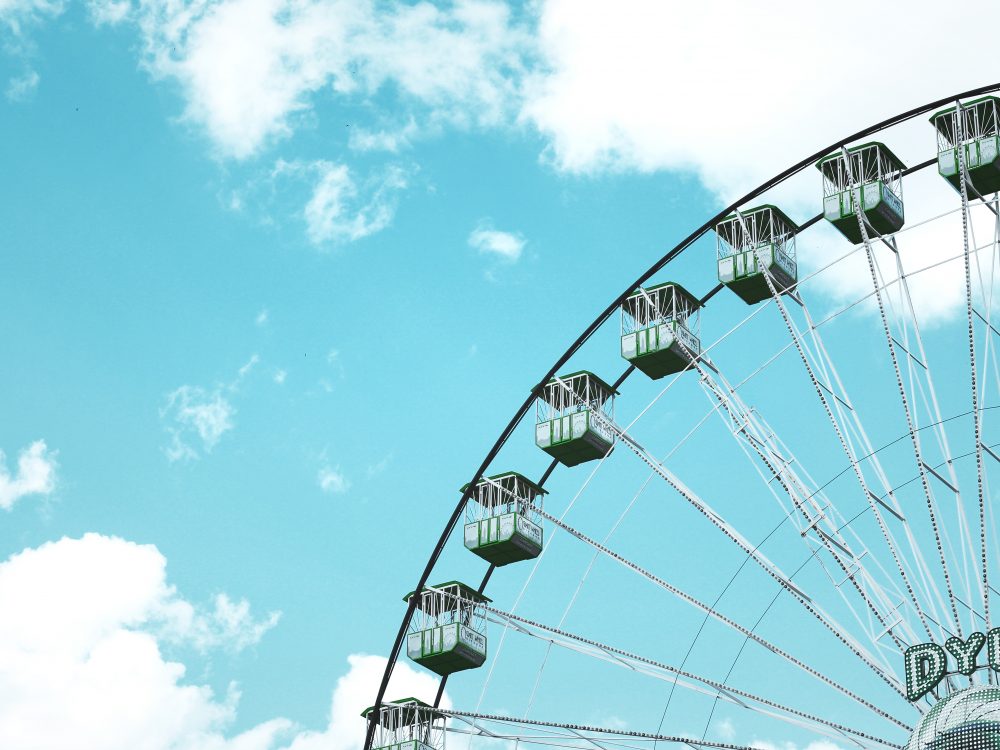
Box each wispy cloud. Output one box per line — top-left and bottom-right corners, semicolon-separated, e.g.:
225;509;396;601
273;369;287;385
236;160;409;247
366;454;392;479
86;0;129;25
237;353;259;379
255;308;269;326
320;347;346;386
0;0;65;37
5;70;39;102
0;440;57;511
134;0;528;159
159;592;281;653
160;355;263;462
296;160;408;245
348;118;419;154
469;221;525;262
161;385;235;462
317;465;350;494
714;718;735;741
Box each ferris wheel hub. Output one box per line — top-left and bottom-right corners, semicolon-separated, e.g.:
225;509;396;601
907;685;1000;750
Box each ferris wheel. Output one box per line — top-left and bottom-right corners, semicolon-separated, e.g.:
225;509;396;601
364;83;1000;750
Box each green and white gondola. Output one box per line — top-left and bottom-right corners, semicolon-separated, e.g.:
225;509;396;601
462;471;545;566
715;205;798;305
361;699;445;750
816;141;906;244
535;371;617;467
403;581;489;676
932;96;1000;197
620;281;702;379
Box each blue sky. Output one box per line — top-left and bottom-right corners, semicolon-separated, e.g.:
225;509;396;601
3;1;1000;749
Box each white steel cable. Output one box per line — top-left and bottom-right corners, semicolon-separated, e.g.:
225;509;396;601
954;103;991;634
842;148;964;638
525;503;909;728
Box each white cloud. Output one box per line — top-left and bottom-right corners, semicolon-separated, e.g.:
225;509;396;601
0;533;287;749
293;160;407;245
273;369;287;385
365;454;391;479
349;119;419;153
12;0;991;318
520;0;1000;321
161;385;236;461
0;439;57;511
281;653;448;750
161;355;266;461
136;0;528;159
5;69;38;101
87;0;130;25
255;308;269;326
317;465;350;495
0;535;444;750
522;0;956;192
468;221;525;262
159;591;281;652
239;160;408;245
239;353;261;379
714;718;735;741
0;0;64;35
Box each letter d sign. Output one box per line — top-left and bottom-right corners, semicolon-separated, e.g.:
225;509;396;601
905;643;947;701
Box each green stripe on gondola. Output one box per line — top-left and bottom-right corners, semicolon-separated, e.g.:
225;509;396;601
464;513;543;566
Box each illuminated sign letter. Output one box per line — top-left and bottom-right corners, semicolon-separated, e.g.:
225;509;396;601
904;642;947;701
988;627;1000;670
946;632;986;675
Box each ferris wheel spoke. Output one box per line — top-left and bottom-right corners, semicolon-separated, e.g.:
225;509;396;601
804;253;957;640
865;219;983;621
972;201;1000;655
476;332;779;733
468;450;617;733
715;390;921;670
691;360;916;672
439;710;888;750
953;102;993;634
839;155;1000;645
527;502;910;726
475;597;903;746
672;428;1000;741
586;398;911;697
447;714;655;750
882;238;986;639
783;258;952;652
725;204;949;653
837;151;966;640
507;396;765;741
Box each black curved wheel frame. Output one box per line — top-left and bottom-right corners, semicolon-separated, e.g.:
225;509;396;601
363;81;1000;750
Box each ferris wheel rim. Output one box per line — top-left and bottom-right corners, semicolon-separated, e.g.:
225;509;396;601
363;81;1000;750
